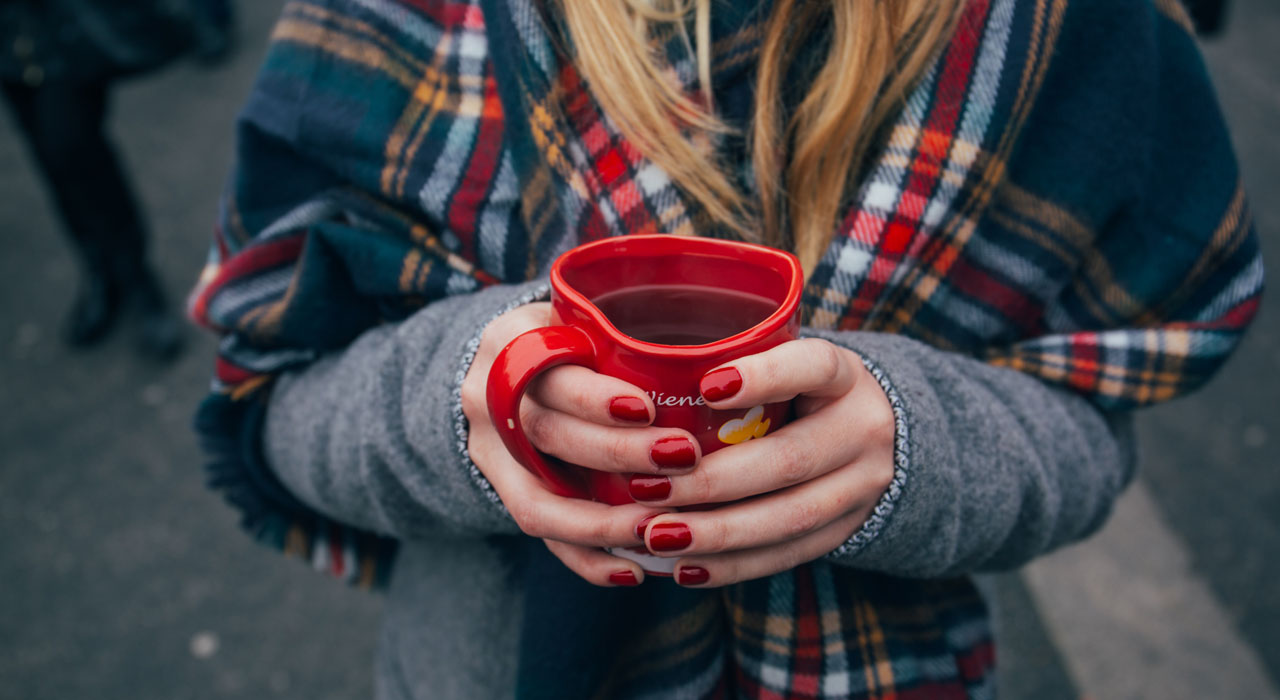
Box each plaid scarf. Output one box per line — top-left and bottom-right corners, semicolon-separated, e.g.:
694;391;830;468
189;0;1262;697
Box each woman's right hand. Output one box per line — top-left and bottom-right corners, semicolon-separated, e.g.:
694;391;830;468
458;302;701;587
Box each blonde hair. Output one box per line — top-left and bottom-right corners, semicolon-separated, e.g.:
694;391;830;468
559;0;966;273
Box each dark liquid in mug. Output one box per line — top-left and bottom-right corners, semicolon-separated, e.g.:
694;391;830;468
592;284;779;345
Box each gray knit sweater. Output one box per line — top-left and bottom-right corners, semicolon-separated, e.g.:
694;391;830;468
262;280;1135;700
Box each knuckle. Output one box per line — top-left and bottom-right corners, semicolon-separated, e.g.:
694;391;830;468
758;353;786;389
702;519;730;554
815;342;843;386
867;400;896;443
785;500;824;538
689;464;716;502
710;562;741;587
606;435;631;470
509;501;545;538
459;379;485;421
779;546;809;572
523;408;556;449
589;516;614;547
773;437;812;484
465;432;489;468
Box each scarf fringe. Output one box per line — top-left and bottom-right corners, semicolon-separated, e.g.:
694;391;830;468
195;390;398;590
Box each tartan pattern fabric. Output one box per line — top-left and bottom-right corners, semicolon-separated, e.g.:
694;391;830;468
188;0;1262;697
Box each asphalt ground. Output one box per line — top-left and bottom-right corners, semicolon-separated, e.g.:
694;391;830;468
0;2;1276;698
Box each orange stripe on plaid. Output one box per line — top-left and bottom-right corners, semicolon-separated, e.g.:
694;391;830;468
607;596;722;690
1140;182;1249;324
286;2;434;75
387;59;457;198
272;15;419;90
399;248;423;292
994;182;1147;324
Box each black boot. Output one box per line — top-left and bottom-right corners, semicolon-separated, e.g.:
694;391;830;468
63;263;121;347
129;267;185;362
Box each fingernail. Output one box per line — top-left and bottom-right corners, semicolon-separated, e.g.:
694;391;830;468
609;396;650;423
700;367;742;402
628;475;671;501
676;566;710;586
648;522;692;552
609;570;640;586
634;514;659;540
650;436;697;470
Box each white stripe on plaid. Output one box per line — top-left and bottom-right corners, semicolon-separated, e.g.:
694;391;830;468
347;0;447;51
814;563;853;697
419;30;491;223
805;64;939;329
476;149;519;276
1197;255;1263;322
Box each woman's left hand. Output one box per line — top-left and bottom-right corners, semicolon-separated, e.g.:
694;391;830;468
633;338;897;586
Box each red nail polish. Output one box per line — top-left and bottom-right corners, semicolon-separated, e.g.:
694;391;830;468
676;566;710;586
700;367;742;402
609;396;650;423
609;570;640;586
634;514;659;540
628;476;671;501
650;436;697;470
648;522;692;552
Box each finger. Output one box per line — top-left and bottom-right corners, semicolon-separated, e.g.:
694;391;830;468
543;539;645;587
469;417;658;547
669;511;867;587
699;338;857;409
631;400;882;507
641;456;892;558
473;302;552;369
527;364;655;427
521;399;701;474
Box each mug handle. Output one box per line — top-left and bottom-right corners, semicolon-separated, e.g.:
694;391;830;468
486;325;597;499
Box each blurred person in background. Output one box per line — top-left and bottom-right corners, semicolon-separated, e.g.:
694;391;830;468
189;0;236;64
1;0;193;359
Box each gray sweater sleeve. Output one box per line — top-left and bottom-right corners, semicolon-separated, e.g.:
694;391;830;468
261;280;549;541
807;328;1138;578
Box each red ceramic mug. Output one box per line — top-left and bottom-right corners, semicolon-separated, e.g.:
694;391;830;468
486;234;802;572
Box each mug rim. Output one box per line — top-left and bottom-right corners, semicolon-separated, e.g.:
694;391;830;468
549;234;803;358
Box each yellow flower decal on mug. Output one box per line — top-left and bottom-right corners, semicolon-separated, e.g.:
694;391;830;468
717;405;771;445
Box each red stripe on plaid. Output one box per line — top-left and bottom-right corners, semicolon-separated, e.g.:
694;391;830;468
956;640;996;682
597;148;627;185
791;566;823;698
1216;296;1261;328
192;233;307;327
1066;334;1102;391
329;533;346;577
214;222;231;260
447;78;505;258
556;61;671;238
395;0;476;26
895;682;972;700
947;256;1043;330
214;356;262;386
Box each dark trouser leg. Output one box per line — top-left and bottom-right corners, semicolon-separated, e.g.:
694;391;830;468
2;78;148;282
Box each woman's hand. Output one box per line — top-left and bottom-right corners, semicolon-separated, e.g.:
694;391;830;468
459;302;693;587
633;338;897;587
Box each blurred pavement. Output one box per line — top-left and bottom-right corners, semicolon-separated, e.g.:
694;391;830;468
0;1;1276;698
